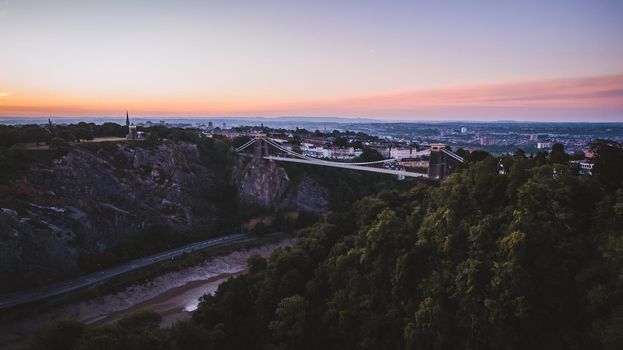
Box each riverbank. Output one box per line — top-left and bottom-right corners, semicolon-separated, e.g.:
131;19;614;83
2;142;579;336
0;238;293;349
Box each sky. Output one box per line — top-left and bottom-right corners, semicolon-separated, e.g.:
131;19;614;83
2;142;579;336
1;0;622;121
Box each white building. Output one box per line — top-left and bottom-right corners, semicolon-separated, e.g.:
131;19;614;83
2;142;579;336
579;162;594;175
301;143;325;158
390;147;417;160
537;142;553;149
326;147;356;160
568;160;594;176
301;143;361;160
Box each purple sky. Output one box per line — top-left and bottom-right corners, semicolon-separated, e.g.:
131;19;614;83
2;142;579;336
0;0;622;121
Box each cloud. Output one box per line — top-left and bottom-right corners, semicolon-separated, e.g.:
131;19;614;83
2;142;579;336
342;74;623;109
0;92;13;98
262;73;623;120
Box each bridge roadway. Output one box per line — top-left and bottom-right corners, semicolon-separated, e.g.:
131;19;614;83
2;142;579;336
264;156;429;178
0;233;251;310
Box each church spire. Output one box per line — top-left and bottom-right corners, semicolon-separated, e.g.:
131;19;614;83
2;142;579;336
125;111;130;126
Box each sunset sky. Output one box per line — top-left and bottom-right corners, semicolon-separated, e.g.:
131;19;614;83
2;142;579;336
1;0;622;121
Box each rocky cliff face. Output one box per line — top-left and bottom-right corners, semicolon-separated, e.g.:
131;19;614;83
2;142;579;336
0;142;222;291
0;142;328;292
234;157;328;214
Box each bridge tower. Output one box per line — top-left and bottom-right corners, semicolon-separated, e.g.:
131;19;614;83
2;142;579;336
254;136;269;158
428;143;448;180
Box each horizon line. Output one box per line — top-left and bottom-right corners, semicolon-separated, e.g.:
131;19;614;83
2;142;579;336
1;115;622;124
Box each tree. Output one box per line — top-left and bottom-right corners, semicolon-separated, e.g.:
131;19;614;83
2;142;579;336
404;297;452;350
354;148;384;162
332;137;349;147
72;311;171;350
590;140;623;190
97;122;126;137
170;320;212;350
468;150;491;162
0;126;21;147
49;137;71;154
269;295;308;349
513;148;526;158
75;127;94;142
550;143;567;163
22;125;50;145
455;148;470;159
247;254;268;274
30;318;85;350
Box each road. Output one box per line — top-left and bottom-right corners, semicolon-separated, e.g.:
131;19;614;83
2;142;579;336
0;233;251;310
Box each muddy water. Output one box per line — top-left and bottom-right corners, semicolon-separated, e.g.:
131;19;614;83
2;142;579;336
0;239;293;349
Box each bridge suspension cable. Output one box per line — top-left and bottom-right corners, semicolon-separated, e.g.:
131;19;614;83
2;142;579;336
440;148;465;163
235;138;257;152
262;137;398;165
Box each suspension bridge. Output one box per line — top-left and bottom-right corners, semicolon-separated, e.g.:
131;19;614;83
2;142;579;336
235;136;465;180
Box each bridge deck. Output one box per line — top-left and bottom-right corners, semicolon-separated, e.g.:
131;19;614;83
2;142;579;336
264;156;429;178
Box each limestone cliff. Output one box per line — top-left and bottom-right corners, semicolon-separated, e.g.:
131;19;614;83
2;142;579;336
234;157;328;214
0;142;328;292
0;142;224;291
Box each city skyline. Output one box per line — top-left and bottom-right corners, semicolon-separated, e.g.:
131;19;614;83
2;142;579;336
1;0;622;121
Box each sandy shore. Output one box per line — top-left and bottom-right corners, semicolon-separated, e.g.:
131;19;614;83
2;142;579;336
89;271;242;327
0;238;293;349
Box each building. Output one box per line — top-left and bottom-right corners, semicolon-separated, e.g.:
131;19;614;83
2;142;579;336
537;142;553;149
301;143;324;158
390;147;416;160
568;160;594;176
300;142;361;160
461;127;468;134
325;147;357;160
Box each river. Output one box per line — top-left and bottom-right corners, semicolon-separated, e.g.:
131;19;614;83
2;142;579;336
0;239;293;349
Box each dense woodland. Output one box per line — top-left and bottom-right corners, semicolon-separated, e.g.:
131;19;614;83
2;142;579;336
27;139;623;349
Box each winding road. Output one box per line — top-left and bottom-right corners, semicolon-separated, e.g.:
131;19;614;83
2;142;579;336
0;233;251;310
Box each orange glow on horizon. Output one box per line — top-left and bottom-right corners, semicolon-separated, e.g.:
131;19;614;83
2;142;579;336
1;74;622;120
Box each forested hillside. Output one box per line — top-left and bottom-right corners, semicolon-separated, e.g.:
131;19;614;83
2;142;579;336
30;141;623;350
